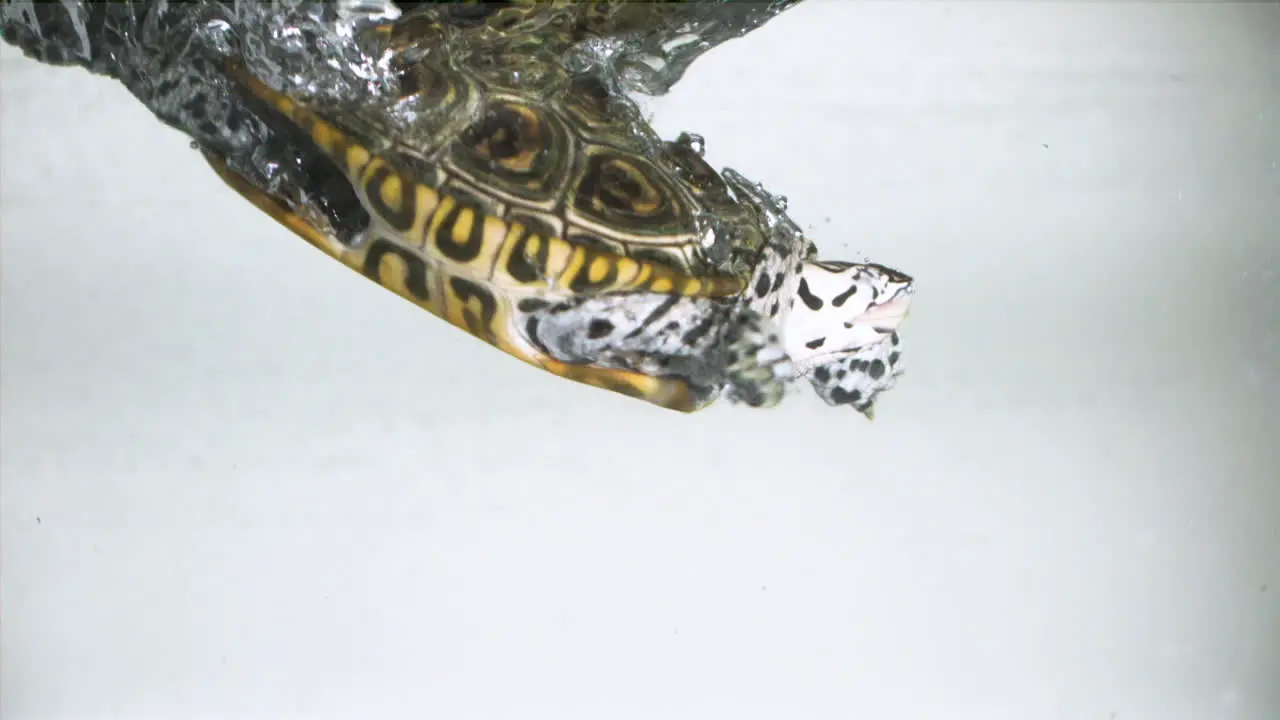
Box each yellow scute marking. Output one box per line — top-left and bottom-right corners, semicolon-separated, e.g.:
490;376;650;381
649;276;673;293
483;215;508;252
614;256;641;285
412;184;440;243
560;245;588;288
452;206;476;244
545;237;577;286
587;256;611;284
426;194;457;242
312;122;341;154
631;262;653;289
373;249;425;307
346;145;371;174
379;173;404;210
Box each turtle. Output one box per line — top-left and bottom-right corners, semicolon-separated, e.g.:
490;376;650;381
199;2;915;415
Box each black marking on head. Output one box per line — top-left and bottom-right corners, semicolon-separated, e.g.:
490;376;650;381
517;298;548;313
889;351;900;366
812;365;830;383
625;294;681;339
664;321;681;332
505;227;550;284
831;387;862;405
797;278;823;311
804;337;825;350
869;359;886;380
364;164;417;232
361;237;431;301
812;259;855;272
769;301;779;317
681;314;716;346
831;284;858;308
835;369;847;379
870;263;914;285
891;332;900;346
754;273;771;298
449;277;498;341
587;318;614;339
772;272;785;292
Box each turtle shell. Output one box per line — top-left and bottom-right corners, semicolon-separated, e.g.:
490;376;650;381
206;3;788;411
356;5;760;282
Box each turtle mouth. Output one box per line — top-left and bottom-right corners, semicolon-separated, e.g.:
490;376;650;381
858;290;913;334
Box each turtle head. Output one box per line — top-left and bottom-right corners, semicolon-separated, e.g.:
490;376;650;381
782;260;914;369
779;259;914;417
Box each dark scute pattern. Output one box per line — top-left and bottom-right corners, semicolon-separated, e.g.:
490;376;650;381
572;151;685;234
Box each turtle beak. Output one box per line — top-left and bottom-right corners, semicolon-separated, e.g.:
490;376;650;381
857;286;914;336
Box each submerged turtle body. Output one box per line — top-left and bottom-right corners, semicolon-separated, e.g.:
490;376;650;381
206;3;915;414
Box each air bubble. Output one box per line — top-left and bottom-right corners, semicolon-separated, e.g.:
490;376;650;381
681;133;706;157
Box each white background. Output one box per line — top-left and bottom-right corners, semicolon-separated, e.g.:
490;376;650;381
3;2;1277;718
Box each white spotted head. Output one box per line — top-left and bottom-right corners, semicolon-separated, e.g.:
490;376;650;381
783;260;914;370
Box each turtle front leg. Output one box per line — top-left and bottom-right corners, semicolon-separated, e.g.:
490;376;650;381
523;293;795;411
802;332;906;420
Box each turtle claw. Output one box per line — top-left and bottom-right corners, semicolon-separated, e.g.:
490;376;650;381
803;330;904;418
